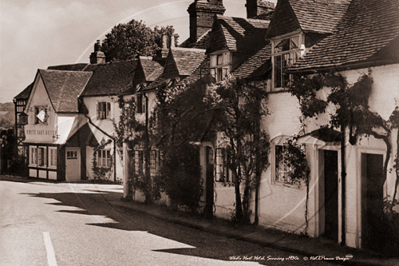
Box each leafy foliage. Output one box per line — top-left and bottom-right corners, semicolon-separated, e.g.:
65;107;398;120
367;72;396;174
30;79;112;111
205;76;270;223
91;140;113;181
101;20;178;62
152;78;214;212
155;143;203;212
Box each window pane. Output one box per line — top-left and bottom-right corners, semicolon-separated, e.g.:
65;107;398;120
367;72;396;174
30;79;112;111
217;54;223;65
210;55;217;67
274;55;282;88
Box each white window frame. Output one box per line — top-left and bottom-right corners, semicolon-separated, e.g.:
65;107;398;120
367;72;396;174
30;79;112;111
273;144;304;189
210;51;231;82
271;31;304;91
37;146;47;168
48;147;57;168
29;146;37;167
97;149;111;168
97;101;111;120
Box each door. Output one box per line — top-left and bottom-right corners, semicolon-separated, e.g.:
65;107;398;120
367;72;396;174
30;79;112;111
361;153;384;249
66;147;81;182
323;150;339;241
204;146;214;219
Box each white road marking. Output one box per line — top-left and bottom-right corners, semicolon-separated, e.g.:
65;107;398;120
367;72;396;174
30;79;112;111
43;232;58;266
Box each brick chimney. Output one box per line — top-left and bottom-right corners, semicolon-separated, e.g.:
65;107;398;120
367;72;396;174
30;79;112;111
188;0;225;43
90;40;106;64
246;0;275;20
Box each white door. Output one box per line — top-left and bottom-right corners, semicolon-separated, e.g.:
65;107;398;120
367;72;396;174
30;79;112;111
65;147;81;182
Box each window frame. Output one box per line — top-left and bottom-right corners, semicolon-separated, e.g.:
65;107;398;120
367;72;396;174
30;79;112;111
210;51;231;82
48;147;57;168
271;32;304;91
273;144;304;189
96;149;111;168
97;101;111;120
29;146;37;167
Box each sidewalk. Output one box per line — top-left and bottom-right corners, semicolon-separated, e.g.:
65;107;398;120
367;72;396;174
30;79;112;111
110;199;399;266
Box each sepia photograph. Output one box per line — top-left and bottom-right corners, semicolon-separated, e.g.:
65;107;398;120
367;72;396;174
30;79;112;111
1;0;399;265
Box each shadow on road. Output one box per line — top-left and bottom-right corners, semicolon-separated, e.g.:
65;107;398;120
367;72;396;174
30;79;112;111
21;186;274;265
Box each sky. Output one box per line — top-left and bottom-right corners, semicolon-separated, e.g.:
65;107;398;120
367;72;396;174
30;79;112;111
0;0;278;103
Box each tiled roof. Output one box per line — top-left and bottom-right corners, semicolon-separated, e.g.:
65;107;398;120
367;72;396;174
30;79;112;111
140;58;163;82
48;63;89;71
15;82;33;100
207;15;269;54
81;60;137;96
290;0;350;34
290;0;399;72
162;48;206;78
231;43;272;79
176;57;211;86
39;69;92;113
179;30;212;49
144;76;170;91
266;0;349;38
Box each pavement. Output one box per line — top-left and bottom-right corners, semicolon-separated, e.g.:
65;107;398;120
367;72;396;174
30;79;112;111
110;199;399;266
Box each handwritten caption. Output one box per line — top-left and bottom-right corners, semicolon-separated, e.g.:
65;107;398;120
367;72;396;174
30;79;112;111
229;254;353;262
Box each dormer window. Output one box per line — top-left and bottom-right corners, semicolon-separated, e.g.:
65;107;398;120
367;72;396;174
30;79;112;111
272;35;303;90
210;52;231;82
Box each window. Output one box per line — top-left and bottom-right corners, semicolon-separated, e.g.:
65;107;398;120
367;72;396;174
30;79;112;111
34;106;48;125
150;150;160;177
275;145;302;187
272;36;301;89
97;149;111;168
67;151;77;159
97;102;111;120
49;147;57;168
136;94;146;114
134;150;144;175
216;148;233;182
30;146;37;166
37;147;47;167
210;52;231;82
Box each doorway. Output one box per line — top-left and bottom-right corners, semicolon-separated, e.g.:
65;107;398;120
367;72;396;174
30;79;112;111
204;146;214;219
66;147;81;182
361;153;384;249
323;150;339;241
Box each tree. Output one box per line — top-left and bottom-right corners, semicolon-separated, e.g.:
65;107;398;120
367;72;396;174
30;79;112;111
205;76;270;223
151;78;213;212
101;20;178;62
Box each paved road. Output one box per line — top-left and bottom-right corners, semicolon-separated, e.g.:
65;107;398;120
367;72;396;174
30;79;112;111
0;178;337;266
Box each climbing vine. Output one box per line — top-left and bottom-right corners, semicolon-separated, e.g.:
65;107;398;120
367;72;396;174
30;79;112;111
290;69;399;251
205;76;270;223
279;136;310;235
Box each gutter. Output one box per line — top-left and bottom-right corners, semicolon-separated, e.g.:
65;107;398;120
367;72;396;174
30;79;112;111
288;57;399;74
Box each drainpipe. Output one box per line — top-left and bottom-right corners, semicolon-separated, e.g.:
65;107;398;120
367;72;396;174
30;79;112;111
341;126;346;245
84;112;117;183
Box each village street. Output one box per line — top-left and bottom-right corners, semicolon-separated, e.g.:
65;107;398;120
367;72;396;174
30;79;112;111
0;177;338;266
